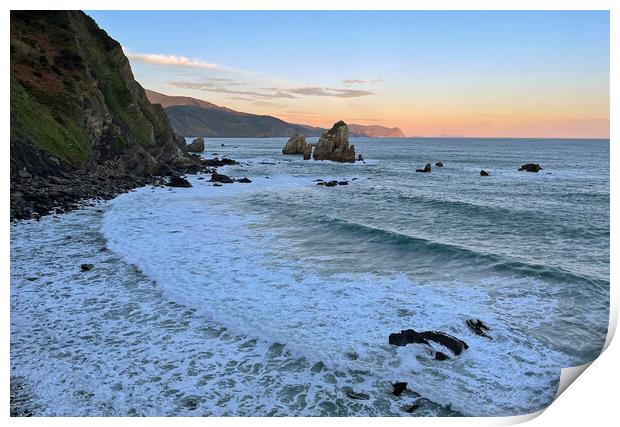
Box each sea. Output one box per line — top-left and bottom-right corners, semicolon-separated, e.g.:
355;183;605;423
10;137;610;416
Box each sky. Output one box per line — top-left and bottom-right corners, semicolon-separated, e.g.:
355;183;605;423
86;10;610;138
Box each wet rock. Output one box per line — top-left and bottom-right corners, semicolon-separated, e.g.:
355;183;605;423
480;170;490;176
435;351;449;361
358;154;364;161
435;161;443;167
313;121;355;163
325;180;338;187
405;403;419;413
210;172;234;184
466;319;492;339
345;389;370;400
80;263;94;272
203;157;238;167
316;182;325;186
236;177;252;183
416;163;432;173
303;144;313;160
389;329;469;356
338;181;348;186
187;137;205;153
212;183;222;187
167;176;192;188
518;163;542;172
392;382;408;396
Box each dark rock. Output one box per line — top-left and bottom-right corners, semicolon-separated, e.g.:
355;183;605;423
213;183;222;187
80;263;94;272
167;176;192;188
338;181;348;185
518;163;542;172
435;161;443;167
172;157;193;169
313;121;355;163
388;329;469;356
357;154;364;161
313;179;324;182
210;172;234;184
392;382;408;396
316;182;325;186
345;389;370;400
203;157;238;167
435;351;449;361
325;180;338;187
416;163;432;173
466;319;492;339
303;144;312;160
405;403;419;413
187;137;205;153
236;177;252;183
480;170;490;176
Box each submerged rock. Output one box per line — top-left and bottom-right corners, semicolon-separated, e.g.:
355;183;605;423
466;319;492;339
480;170;490;176
338;181;348;186
324;180;338;187
518;163;542;172
392;382;408;396
416;163;432;173
388;329;469;356
80;263;94;272
187;137;205;153
358;153;364;162
345;389;370;400
435;161;444;167
236;177;252;183
313;121;355;163
167;176;192;188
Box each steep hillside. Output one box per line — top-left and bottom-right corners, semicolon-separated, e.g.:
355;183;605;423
10;11;194;219
10;11;186;173
146;90;324;137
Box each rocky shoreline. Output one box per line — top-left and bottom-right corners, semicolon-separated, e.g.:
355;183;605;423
10;153;238;221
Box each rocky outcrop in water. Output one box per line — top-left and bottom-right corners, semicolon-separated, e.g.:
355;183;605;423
210;172;235;184
466;319;492;339
435;161;443;167
313;121;355;163
389;329;469;357
416;163;432;173
518;163;542;172
187;137;205;153
282;134;310;155
480;170;490;176
167;176;192;188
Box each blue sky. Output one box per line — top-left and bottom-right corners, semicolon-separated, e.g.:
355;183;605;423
87;10;610;137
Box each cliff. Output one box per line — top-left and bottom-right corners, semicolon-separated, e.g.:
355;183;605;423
10;11;191;219
348;124;406;138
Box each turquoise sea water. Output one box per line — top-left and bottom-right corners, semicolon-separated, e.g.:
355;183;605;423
10;137;609;416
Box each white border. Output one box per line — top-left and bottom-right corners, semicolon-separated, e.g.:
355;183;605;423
3;1;617;425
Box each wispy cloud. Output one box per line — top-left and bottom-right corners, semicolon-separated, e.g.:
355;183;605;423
342;78;383;85
167;81;297;99
169;81;373;100
288;86;373;98
123;48;243;74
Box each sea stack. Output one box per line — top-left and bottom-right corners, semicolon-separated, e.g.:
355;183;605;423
282;134;311;156
312;121;355;163
187;137;205;153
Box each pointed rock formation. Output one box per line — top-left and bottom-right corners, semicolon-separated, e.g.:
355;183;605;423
312;121;355;163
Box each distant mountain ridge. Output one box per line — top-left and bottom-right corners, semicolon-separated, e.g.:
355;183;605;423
146;90;324;138
146;90;407;138
348;124;406;138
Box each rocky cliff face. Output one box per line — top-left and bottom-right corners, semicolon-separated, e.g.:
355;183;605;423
10;11;186;176
313;121;355;163
10;11;190;219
